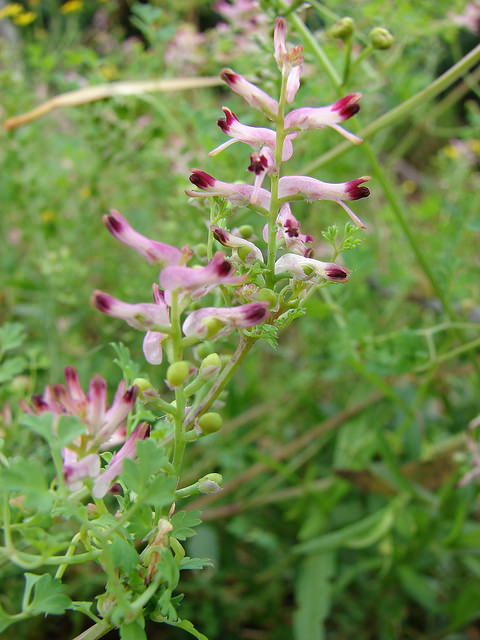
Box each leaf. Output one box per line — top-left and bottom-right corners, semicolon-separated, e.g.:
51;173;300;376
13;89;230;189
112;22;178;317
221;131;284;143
29;574;72;615
171;511;202;541
120;619;147;640
397;566;440;613
274;307;307;331
143;475;176;508
294;506;394;554
111;342;142;385
0;323;26;353
0;356;26;383
179;556;214;571
293;553;334;640
450;580;480;629
57;415;87;447
163;618;209;640
1;459;53;512
111;536;140;576
136;439;169;478
244;324;278;348
20;413;55;442
0;604;14;633
121;457;144;494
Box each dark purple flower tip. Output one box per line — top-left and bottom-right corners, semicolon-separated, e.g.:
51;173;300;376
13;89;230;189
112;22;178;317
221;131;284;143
244;303;269;323
217;107;237;132
31;394;49;412
331;93;361;120
109;483;123;495
189;169;215;190
103;213;123;234
284;219;299;237
212;226;229;244
216;259;234;276
325;265;350;282
65;366;80;386
124;385;138;404
346;177;371;200
220;68;239;85
247;153;268;175
52;384;67;400
91;374;106;391
92;291;111;312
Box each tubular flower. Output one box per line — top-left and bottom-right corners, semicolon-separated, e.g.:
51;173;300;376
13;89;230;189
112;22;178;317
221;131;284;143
142;284;171;366
273;17;304;103
275;253;350;283
182;302;270;339
278;175;371;228
92;291;170;331
284;94;363;144
160;251;245;299
276;205;314;256
209;107;295;160
92;422;151;499
211;225;264;263
63;450;100;491
103;209;191;266
187;169;270;212
220;68;279;119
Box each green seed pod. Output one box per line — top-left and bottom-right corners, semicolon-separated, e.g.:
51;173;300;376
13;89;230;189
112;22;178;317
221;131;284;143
198;412;223;434
132;377;154;393
369;27;394;49
328;17;354;40
204;317;224;338
195;341;215;359
238;224;254;239
237;245;252;262
166;361;190;387
198;473;223;494
195;243;208;257
257;288;277;307
199;353;222;379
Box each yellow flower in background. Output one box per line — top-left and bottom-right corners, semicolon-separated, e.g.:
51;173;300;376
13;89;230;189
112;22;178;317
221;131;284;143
0;3;23;18
13;11;36;25
468;139;480;154
61;0;83;14
444;144;460;159
99;63;118;81
41;210;56;223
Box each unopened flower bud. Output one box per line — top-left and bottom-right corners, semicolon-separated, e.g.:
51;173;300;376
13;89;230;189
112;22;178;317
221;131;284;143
198;412;223;434
369;27;394;49
328;17;354;40
199;353;222;379
198;473;223;494
238;225;254;239
257;288;277;307
195;243;208;258
166;361;190;387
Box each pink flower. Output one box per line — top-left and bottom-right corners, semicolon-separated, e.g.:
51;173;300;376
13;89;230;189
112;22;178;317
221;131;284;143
63;450;100;491
211;225;264;263
92;422;151;499
209;107;295;160
273;17;304;103
275;253;350;282
278;175;371;228
182;302;270;339
103;210;190;266
92;291;170;331
142;285;170;366
284;94;363;144
220;68;279;119
187;169;270;212
159;251;245;298
262;204;314;256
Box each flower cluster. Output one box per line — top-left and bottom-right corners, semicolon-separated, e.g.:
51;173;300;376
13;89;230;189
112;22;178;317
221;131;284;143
22;366;147;497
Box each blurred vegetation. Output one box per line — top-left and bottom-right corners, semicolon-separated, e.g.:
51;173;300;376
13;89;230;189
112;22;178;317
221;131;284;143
1;0;480;638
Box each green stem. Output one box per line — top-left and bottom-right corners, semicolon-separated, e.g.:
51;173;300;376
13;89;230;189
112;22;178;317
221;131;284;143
415;337;480;372
71;620;113;640
342;37;352;86
170;290;186;476
302;42;480;172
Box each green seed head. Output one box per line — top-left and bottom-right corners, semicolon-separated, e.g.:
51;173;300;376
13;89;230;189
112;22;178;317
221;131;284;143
195;243;208;257
195;341;215;359
237;245;252;262
198;473;223;494
198;412;223;434
238;225;254;239
328;17;354;40
204;317;224;338
132;377;153;393
257;288;277;307
199;353;222;378
166;361;190;387
369;27;394;49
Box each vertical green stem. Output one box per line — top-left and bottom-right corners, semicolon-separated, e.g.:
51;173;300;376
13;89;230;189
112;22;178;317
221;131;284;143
170;291;186;475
